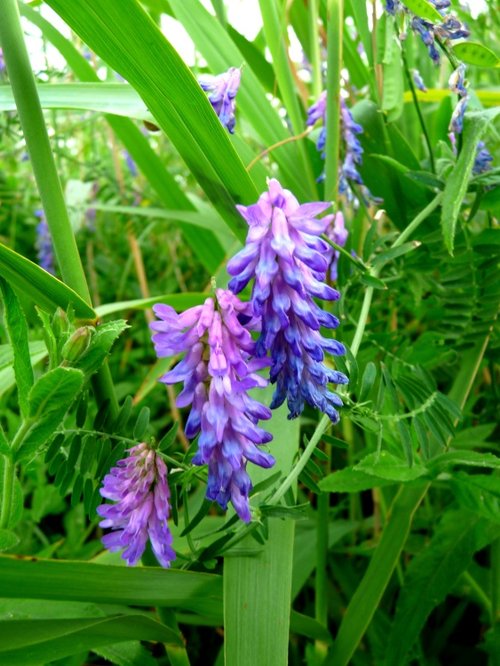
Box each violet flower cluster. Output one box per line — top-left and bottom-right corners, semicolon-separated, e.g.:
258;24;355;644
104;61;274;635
227;179;348;423
198;67;241;134
35;209;55;275
306;92;369;201
151;290;274;522
97;442;175;567
385;1;469;65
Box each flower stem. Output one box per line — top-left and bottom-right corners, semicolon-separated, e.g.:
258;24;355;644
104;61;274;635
0;457;15;530
324;0;344;202
309;0;323;100
401;44;436;174
392;192;443;249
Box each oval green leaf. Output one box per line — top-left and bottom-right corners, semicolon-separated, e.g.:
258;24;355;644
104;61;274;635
452;41;500;68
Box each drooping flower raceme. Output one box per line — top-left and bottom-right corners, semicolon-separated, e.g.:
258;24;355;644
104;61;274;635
198;67;241;134
448;63;468;134
227;179;348;424
385;1;469;65
151;290;274;522
35;209;55;275
97;442;175;567
306;92;378;203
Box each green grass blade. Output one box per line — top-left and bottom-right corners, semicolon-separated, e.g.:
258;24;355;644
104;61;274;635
258;0;317;195
20;3;225;272
95;293;205;318
326;483;430;666
168;0;314;200
0;615;182;665
0;243;95;319
224;397;301;666
0;280;34;419
46;0;258;241
324;0;343;201
0;556;222;616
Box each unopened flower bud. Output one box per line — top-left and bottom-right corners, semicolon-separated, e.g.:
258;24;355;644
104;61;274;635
61;326;93;363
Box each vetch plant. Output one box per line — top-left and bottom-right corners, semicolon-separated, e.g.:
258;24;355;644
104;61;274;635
0;0;498;665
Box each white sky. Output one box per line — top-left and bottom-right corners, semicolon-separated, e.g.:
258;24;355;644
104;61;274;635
25;0;489;72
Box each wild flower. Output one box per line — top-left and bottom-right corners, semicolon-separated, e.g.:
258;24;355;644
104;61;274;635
97;442;175;567
0;48;5;74
151;290;274;522
227;179;348;424
198;67;241;134
327;212;349;282
472;142;493;175
385;1;469;65
412;69;427;92
123;150;137;177
35;209;55;275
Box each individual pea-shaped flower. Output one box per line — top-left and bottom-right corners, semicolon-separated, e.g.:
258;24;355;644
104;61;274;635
97;442;175;567
472;141;493;175
227;179;348;424
327;212;349;282
150;290;274;522
412;69;427;93
449;95;468;134
35;209;55;275
198;67;241;134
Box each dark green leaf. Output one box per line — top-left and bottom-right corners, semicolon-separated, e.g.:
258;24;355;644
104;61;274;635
0;279;34;418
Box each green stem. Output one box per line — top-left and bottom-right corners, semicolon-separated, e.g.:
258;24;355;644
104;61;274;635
350;282;375;359
270;414;329;504
309;0;323;100
461;570;492;616
324;0;343;201
401;44;436;174
0;0;118;417
392;192;443;249
0;0;90;300
0;456;16;530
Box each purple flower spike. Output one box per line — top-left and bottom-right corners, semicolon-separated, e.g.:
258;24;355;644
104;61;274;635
0;48;5;74
327;212;349;281
97;442;175;567
227;179;348;424
35;209;55;275
151;290;274;522
198;67;241;134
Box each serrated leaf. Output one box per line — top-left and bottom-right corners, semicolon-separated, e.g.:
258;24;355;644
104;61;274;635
0;280;34;418
355;451;428;482
16;368;84;462
441;110;500;254
319;467;396;493
76;320;128;377
429;449;500;474
452;41;500;68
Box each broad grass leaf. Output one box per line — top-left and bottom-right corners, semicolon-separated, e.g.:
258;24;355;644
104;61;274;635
0;615;182;665
0;243;95;320
0;280;33;418
45;0;257;242
0;556;222;617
